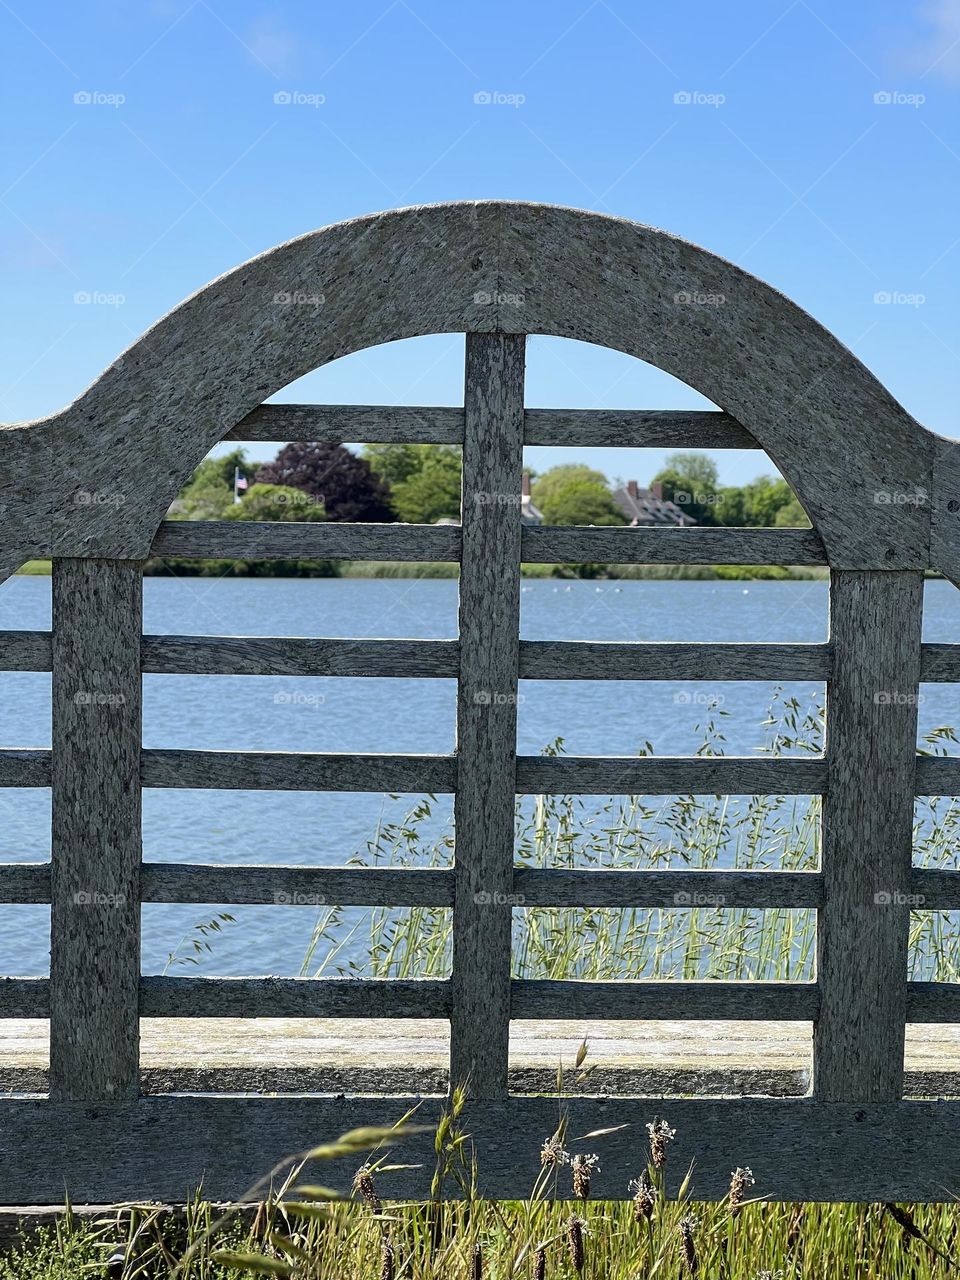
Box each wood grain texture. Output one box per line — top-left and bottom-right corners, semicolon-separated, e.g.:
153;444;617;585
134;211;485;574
521;526;826;565
150;521;461;562
140;749;457;792
522;408;758;448
0;863;50;903
919;644;960;681
510;979;819;1020
139;976;452;1018
49;559;142;1102
141;863;454;905
0;751;51;786
513;867;823;908
450;333;525;1099
515;755;826;795
0;979;48;1017
226;403;465;443
0;203;934;575
815;571;924;1101
10;1095;960;1203
141;635;458;677
0;631;51;671
518;641;831;681
916;757;960;794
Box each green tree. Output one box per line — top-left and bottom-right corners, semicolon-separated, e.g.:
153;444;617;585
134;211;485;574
223;482;326;523
741;476;794;526
651;453;720;525
390;449;463;523
714;486;747;527
773;494;811;527
531;464;625;526
172;446;251;520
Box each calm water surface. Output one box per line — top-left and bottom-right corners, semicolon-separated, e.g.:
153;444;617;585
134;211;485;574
1;575;958;975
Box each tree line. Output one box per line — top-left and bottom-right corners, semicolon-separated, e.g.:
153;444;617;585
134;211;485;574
172;442;809;529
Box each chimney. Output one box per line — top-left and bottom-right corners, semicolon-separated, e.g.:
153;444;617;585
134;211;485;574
650;481;663;501
521;472;531;497
627;479;639;499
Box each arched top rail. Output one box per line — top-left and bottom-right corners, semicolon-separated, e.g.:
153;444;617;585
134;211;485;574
1;200;957;575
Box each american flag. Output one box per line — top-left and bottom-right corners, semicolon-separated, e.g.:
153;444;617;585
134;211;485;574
234;467;249;503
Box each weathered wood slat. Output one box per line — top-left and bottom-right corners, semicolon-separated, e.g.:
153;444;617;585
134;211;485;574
519;641;831;681
919;645;960;681
139;976;452;1018
150;521;462;562
513;868;823;908
141;635;459;677
916;756;960;794
0;863;51;903
906;982;960;1022
225;403;465;444
450;333;526;1099
521;526;827;565
0;978;48;1017
0;630;51;671
515;755;827;795
0;751;51;787
9;1095;960;1203
140;749;457;792
522;408;758;448
141;863;454;905
814;571;924;1102
511;979;819;1020
50;558;143;1102
910;868;960;910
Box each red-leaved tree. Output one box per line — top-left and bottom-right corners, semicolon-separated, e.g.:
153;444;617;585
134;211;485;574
255;442;395;522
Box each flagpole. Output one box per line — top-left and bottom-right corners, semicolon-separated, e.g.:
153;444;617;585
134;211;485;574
233;466;241;504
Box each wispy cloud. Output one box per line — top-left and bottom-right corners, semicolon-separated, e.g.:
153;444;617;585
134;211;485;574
907;0;960;80
242;13;301;77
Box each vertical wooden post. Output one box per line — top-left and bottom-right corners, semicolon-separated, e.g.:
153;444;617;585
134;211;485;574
49;558;143;1101
814;569;923;1100
450;333;526;1098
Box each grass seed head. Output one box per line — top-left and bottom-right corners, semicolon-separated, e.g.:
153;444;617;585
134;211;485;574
352;1163;382;1215
566;1215;586;1273
629;1171;658;1222
534;1245;547;1280
571;1152;600;1200
679;1214;699;1275
729;1165;755;1215
646;1118;677;1170
380;1238;395;1280
540;1135;571;1169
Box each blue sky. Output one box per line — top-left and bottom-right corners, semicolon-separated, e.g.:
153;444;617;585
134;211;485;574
2;0;958;487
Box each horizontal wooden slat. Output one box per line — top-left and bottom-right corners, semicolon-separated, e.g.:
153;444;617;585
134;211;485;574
141;635;459;677
907;982;960;1022
0;631;51;671
523;408;758;448
521;526;827;565
519;641;831;681
139;976;452;1018
7;1095;960;1203
511;979;819;1020
513;868;822;908
0;751;51;787
140;750;457;792
225;404;465;444
0;863;51;903
515;755;827;795
920;645;960;681
916;757;960;795
910;868;960;910
0;978;48;1017
150;522;461;562
141;863;454;905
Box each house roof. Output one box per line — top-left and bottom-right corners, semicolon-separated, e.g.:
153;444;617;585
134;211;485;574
612;485;697;526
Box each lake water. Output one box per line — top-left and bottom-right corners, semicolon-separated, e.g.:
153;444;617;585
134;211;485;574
1;574;959;976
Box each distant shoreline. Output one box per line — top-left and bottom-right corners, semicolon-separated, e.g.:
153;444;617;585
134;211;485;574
15;558;833;581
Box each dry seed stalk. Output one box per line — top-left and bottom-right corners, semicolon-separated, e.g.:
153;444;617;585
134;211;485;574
646;1118;676;1170
728;1165;755;1216
472;1241;482;1280
534;1245;547;1280
629;1171;657;1223
352;1163;382;1215
566;1215;586;1273
380;1238;395;1280
679;1214;699;1276
571;1153;600;1200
